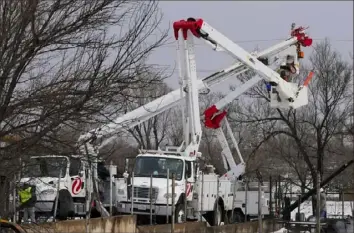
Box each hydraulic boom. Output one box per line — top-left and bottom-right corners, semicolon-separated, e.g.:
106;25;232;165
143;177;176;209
78;26;312;149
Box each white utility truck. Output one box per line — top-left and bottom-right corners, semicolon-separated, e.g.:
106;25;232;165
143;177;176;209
15;132;118;220
17;152;116;220
115;17;313;226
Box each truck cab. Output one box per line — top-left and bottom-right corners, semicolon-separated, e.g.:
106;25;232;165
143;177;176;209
116;152;196;222
18;155;88;220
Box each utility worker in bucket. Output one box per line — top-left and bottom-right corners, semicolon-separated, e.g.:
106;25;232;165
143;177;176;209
18;183;37;223
265;54;299;97
277;55;299;82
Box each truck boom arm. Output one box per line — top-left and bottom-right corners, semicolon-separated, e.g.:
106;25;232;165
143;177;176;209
176;28;202;157
78;33;310;149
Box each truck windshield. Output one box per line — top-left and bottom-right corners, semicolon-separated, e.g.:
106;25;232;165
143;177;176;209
134;157;184;180
22;157;67;178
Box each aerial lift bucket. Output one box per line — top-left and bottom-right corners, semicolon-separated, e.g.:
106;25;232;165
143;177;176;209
269;71;314;109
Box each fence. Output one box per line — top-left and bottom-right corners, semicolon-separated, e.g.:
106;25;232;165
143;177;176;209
0;216;284;233
7;169;272;232
1;170;288;233
266;175;354;220
122;170;269;232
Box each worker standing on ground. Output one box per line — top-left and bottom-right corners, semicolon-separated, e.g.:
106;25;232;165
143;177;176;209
18;183;37;223
319;188;327;219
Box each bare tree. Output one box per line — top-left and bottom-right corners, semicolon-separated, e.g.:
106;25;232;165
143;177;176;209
166;108;185;146
261;135;313;195
0;0;168;156
230;39;353;213
127;79;172;150
0;0;168;148
0;0;168;215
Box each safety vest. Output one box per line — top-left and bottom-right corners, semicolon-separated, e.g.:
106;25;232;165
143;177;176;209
19;187;32;204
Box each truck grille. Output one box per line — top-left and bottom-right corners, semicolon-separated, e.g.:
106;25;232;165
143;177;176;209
128;186;158;201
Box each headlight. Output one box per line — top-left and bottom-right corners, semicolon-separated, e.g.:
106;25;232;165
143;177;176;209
163;193;176;198
40;189;55;195
118;189;125;195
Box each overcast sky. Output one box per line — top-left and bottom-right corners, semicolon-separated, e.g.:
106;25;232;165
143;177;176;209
148;1;353;91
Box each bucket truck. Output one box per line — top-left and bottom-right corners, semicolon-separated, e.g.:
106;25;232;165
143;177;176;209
114;18;313;226
15;17;312;224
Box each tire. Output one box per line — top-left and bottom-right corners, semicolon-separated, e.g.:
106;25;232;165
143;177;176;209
175;203;185;223
228;209;244;224
112;206;119;216
204;202;223;226
213;204;222;226
90;207;101;218
56;190;74;220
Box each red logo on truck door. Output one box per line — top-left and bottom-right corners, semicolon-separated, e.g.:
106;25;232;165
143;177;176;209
72;177;82;195
186;183;193;198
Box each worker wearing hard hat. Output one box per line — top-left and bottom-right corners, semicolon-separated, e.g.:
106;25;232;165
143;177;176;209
319;188;327;219
277;55;299;82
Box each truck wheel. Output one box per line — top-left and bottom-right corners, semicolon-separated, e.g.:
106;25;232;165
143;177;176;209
57;191;74;220
90;208;101;218
204;203;223;226
175;203;185;223
214;204;222;226
112;206;119;216
228;209;244;223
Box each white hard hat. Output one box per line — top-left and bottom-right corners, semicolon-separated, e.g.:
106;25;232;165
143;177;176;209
286;55;294;63
320;188;324;192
